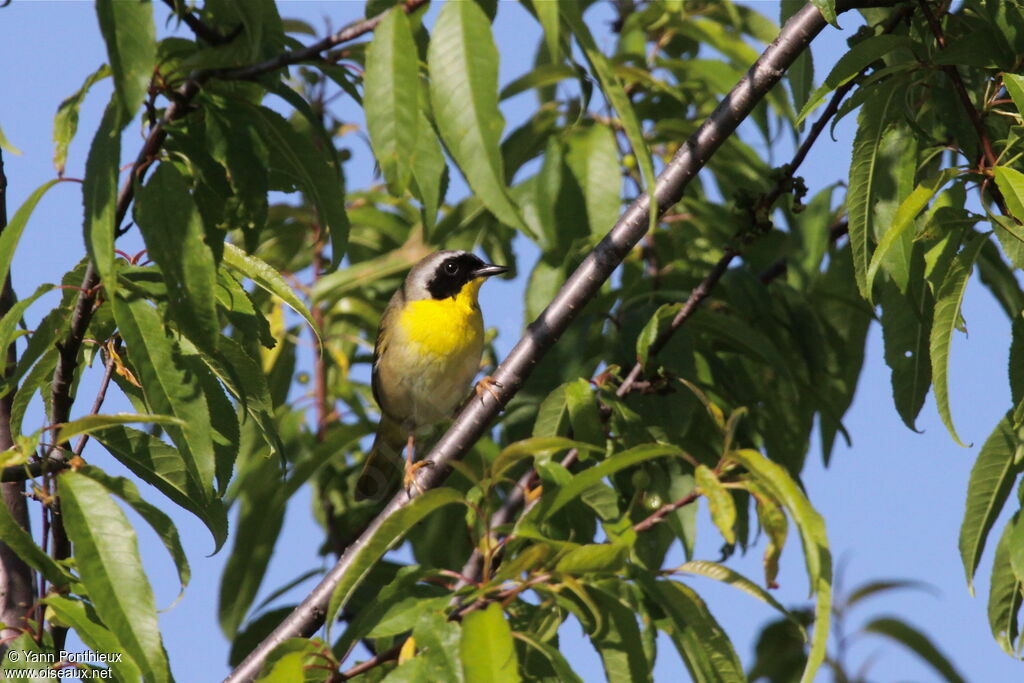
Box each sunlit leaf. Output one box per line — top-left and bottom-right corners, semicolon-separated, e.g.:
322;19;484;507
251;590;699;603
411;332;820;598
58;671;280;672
365;7;419;195
52;63;110;175
930;234;987;447
959;413;1022;592
60;470;171;683
461;603;521;682
95;0;155;118
428;0;531;237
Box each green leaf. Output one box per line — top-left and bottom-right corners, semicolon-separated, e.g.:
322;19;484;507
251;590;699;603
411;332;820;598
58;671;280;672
989;518;1024;654
60;470;171;683
409;109;448;234
797;35;910;124
880;279;934;432
0;122;20;155
561;2;654;232
696;465;736;545
222;243;321;346
0;483;72;587
112;294;216;498
847;80;900;299
639;575;743;682
959;414;1023;592
461;603;521;683
994;166;1024;223
512;632;582;683
564;378;603;448
134;162;220;351
864;618;966;682
91;425;228;550
95;0;155;118
0;284;54;367
534;0;561;62
0;179;61;295
1013;513;1024;586
1003;73;1024;116
247;105;349;267
811;0;838;28
82;100;122;297
254;638;327;683
75;465;191;599
43;596;143;683
930;234;987;447
491;436;592;481
57;412;184;445
324;488;464;638
428;0;530;236
675;560;806;639
537;444;681;521
499;64;577;101
53;63;110;175
564;123;622;237
583;583;651;683
867;169;957;298
414;611;465;682
728;449;831;683
365;7;419;194
208;336;283;457
555;543;628;575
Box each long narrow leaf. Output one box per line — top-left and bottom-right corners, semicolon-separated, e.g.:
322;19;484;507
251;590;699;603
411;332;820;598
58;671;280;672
60;470;171;683
930;234;988;447
728;449;831;683
428;0;531;237
959;414;1023;592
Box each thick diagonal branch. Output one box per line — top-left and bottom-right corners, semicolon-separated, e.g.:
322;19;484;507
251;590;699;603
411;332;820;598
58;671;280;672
225;2;898;680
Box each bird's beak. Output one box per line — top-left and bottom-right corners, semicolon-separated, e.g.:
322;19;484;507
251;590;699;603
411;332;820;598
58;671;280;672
469;264;509;279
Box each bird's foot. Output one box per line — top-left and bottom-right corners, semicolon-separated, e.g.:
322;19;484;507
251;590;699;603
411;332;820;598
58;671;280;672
404;459;434;496
475;375;503;404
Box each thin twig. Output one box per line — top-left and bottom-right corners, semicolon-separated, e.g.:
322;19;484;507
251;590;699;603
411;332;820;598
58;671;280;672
916;0;1008;214
338;643;402;680
71;342;119;458
633;490;702;533
160;0;240;46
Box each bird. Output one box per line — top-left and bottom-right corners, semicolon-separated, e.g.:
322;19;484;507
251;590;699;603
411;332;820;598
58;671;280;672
355;250;508;501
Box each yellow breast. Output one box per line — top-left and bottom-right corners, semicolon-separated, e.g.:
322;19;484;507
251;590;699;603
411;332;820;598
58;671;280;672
397;279;485;359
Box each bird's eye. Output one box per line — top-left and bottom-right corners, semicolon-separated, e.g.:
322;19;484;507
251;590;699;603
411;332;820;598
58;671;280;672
444;261;459;276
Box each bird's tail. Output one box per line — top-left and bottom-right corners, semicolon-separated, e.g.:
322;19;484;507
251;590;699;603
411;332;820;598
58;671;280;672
355;415;405;502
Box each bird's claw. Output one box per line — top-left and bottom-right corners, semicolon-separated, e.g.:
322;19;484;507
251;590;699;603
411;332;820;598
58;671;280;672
404;459;434;496
476;375;503;404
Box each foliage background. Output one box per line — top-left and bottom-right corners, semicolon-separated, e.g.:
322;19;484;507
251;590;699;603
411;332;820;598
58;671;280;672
0;0;1020;680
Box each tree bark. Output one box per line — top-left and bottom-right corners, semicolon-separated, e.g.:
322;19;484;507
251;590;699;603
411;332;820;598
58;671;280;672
0;149;35;648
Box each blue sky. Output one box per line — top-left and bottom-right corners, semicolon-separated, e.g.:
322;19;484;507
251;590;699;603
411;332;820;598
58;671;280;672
1;1;1020;681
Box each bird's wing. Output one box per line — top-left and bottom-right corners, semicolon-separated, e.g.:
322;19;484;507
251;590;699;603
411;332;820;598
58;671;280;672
371;287;404;411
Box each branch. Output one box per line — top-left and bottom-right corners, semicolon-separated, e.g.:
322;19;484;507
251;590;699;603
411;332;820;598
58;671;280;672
225;2;900;680
208;0;429;82
915;0;1008;213
338;642;402;680
0;149;35;647
916;0;996;168
160;0;240;47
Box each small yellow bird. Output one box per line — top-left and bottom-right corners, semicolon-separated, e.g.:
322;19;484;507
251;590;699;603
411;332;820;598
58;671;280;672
356;250;508;501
